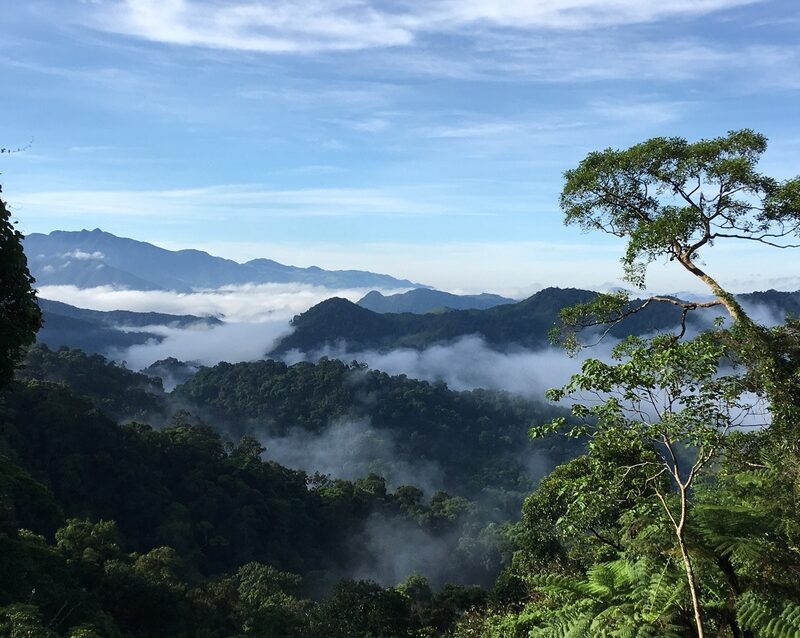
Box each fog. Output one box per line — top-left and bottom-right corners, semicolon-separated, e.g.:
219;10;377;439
285;335;613;399
41;284;796;404
37;282;409;322
349;515;482;589
109;320;294;370
259;417;445;494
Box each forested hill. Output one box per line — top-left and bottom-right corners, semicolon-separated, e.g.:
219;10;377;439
738;288;800;317
3;344;583;637
273;287;800;354
0;377;499;636
16;345;579;498
357;288;516;314
36;298;221;354
272;287;685;353
39;298;222;329
173;357;579;496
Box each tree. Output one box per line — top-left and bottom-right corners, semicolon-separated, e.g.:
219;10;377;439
560;129;799;308
558;130;800;439
0;186;41;386
538;334;764;638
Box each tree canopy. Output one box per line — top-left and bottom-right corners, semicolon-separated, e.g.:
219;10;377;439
0;187;41;386
561;129;800;305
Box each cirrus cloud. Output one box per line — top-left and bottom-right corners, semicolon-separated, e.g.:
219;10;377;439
85;0;761;54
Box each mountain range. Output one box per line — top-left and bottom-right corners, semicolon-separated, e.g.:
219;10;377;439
357;288;516;314
272;288;683;354
272;287;800;354
24;229;426;291
34;287;800;361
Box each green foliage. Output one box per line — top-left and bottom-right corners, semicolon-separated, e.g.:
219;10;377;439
560;129;799;290
558;128;800;445
0;189;42;387
736;593;800;638
0;604;59;638
176;356;578;496
0;454;63;536
0;378;501;636
17;345;167;420
522;430;663;566
539;334;753;456
530;560;687;638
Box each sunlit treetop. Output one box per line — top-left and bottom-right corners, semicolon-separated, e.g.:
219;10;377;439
561;129;800;292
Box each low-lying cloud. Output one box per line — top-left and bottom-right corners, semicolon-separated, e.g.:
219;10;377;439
38;282;407;322
260;418;445;494
61;249;105;261
110;320;294;370
285;335;603;399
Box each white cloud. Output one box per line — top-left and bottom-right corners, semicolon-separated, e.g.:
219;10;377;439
87;0;416;53
589;100;689;125
112;320;293;368
13;184;450;218
258;418;445;493
86;0;760;54
286;335;592;398
61;249;105;260
36;282;409;321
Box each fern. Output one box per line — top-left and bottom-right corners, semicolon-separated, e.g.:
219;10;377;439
736;592;800;638
526;558;687;638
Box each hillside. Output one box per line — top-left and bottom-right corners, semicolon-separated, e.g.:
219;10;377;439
24;229;427;291
36;298;221;354
173;357;579;497
274;287;800;354
272;287;687;353
357;288;516;314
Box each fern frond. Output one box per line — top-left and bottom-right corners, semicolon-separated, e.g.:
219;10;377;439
737;591;800;638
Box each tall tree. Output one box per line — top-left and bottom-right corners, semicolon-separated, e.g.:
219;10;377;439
0;185;41;387
558;129;800;440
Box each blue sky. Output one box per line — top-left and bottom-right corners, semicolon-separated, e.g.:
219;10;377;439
2;0;799;294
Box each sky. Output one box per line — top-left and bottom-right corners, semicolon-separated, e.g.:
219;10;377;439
2;0;799;295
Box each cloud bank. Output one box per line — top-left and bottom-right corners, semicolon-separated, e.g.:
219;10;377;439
110;320;293;370
285;336;590;398
37;282;405;322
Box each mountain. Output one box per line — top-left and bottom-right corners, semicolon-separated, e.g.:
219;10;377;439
357;288;516;314
24;228;427;291
273;287;800;354
271;287;686;354
738;289;800;319
173;357;579;496
37;298;220;354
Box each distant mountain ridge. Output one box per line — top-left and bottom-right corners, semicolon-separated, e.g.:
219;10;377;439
24;229;427;291
271;287;681;354
273;287;800;354
37;298;221;354
357;288;516;314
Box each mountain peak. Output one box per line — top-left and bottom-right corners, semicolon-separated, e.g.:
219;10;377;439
23;229;428;292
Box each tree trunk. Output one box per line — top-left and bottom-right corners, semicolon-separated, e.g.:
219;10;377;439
677;534;705;638
716;555;755;638
677;253;748;325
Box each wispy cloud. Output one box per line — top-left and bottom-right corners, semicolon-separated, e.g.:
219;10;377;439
86;0;416;53
84;0;761;54
589;99;690;125
13;184;451;218
420;117;585;140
